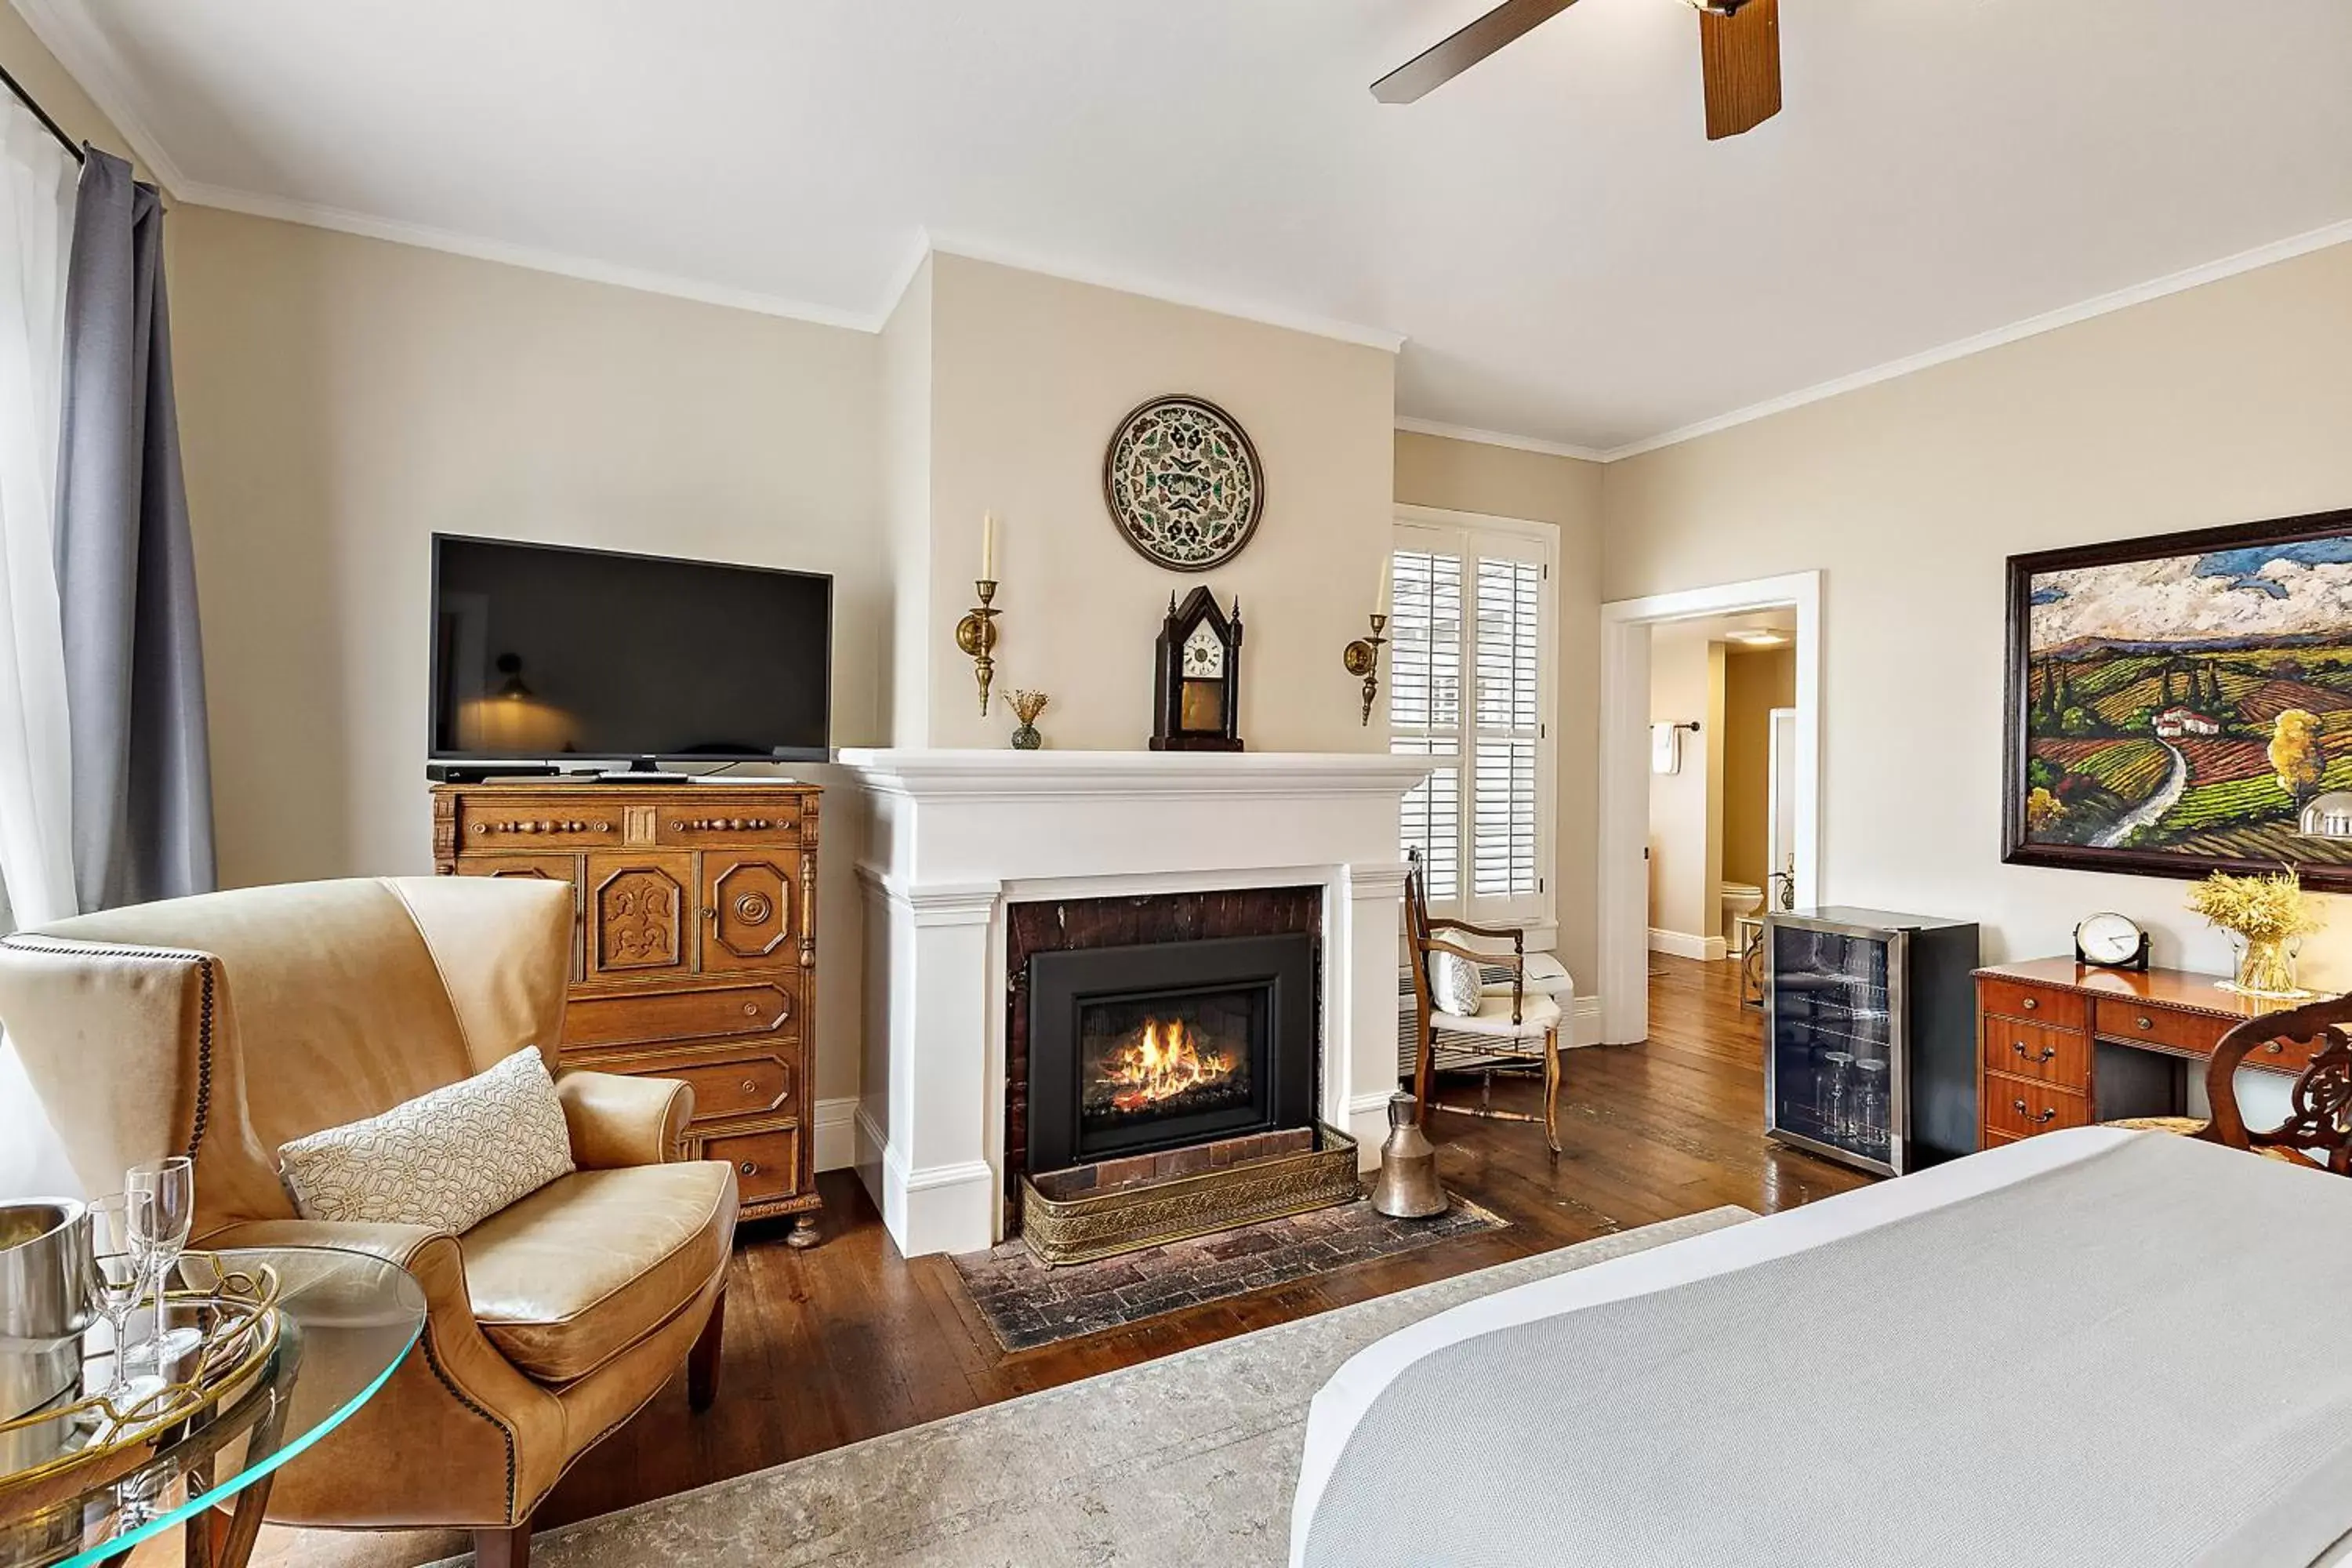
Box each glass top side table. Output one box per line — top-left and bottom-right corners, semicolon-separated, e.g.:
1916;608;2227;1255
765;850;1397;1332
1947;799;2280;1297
1;1246;426;1568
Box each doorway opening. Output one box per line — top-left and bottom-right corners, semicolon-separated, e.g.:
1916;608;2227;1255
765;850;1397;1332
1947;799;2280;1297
1600;572;1821;1047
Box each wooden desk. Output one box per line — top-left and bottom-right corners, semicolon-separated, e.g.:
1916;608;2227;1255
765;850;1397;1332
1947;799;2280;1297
1972;959;2320;1152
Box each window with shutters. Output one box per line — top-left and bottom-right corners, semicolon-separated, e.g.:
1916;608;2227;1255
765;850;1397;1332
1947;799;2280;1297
1389;513;1555;927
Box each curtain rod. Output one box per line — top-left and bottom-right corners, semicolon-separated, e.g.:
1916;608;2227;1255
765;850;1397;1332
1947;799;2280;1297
0;60;86;165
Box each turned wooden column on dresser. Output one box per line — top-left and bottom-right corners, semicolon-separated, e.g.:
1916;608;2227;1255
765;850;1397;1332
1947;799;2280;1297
434;781;822;1244
1973;957;2317;1153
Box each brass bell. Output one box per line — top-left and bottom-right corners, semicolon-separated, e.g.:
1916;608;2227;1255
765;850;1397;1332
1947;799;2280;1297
1370;1091;1447;1218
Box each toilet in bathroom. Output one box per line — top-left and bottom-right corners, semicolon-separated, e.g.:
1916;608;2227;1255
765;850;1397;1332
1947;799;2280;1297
1721;881;1764;927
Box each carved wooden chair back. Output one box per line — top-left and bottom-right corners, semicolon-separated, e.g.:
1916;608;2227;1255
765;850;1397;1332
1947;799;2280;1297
2201;993;2352;1174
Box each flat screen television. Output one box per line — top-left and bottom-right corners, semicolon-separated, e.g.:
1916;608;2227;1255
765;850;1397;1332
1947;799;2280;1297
429;535;832;766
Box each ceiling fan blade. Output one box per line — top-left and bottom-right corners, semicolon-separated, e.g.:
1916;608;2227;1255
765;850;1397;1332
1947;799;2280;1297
1697;0;1781;140
1371;0;1583;104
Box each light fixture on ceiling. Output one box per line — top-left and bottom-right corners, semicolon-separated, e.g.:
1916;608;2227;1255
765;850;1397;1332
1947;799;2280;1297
1722;629;1787;647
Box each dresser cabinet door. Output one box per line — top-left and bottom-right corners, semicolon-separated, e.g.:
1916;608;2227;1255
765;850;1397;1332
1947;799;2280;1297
699;854;797;975
584;851;697;984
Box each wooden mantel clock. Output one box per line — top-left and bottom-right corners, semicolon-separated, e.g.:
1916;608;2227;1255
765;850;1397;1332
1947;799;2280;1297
1152;586;1243;752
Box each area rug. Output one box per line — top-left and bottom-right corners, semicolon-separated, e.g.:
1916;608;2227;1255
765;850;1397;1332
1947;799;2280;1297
454;1206;1751;1568
950;1189;1510;1350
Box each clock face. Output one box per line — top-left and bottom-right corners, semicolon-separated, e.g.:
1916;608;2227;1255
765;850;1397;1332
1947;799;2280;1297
2075;911;2144;966
1182;620;1226;680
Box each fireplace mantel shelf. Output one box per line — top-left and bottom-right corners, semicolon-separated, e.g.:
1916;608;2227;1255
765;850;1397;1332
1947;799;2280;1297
837;748;1434;801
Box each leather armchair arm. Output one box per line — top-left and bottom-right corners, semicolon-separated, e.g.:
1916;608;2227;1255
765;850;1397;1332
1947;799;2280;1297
198;1216;564;1528
558;1069;694;1169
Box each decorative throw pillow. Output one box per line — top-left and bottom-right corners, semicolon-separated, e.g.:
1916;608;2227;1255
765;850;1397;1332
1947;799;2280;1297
1427;950;1484;1018
278;1047;575;1232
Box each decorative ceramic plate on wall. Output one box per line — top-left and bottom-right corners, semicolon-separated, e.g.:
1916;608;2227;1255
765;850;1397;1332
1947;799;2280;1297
1102;395;1265;572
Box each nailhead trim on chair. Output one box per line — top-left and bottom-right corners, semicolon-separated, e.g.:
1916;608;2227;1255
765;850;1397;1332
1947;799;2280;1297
0;938;216;1158
419;1325;520;1524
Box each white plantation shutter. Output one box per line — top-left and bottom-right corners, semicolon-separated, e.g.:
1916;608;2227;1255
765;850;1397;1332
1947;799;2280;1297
1389;545;1461;903
1391;518;1554;926
1472;553;1543;902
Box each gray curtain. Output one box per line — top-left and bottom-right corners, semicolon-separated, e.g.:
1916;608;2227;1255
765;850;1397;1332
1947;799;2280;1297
55;147;214;910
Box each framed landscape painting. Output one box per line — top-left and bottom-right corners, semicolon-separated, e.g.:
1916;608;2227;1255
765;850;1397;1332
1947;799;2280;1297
2004;506;2352;891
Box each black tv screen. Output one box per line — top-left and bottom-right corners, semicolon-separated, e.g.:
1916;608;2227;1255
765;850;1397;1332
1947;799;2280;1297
430;535;832;764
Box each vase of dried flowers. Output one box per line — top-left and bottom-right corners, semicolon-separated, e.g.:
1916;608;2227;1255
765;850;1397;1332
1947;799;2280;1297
2185;868;2324;998
1008;690;1049;750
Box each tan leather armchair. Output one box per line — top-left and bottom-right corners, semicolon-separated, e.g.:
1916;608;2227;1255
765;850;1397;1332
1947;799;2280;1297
0;876;736;1567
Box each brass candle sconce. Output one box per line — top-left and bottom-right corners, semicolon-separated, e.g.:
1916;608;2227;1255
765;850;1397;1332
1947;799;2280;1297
956;579;1000;715
1342;612;1387;726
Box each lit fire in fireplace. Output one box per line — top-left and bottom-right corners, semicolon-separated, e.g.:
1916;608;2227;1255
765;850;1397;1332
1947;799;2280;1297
1098;1016;1239;1113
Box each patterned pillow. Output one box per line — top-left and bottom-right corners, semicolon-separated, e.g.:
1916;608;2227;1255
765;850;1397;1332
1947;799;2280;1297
278;1047;575;1232
1427;950;1484;1018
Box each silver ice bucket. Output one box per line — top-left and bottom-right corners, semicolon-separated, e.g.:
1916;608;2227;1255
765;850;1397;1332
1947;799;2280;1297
0;1200;93;1422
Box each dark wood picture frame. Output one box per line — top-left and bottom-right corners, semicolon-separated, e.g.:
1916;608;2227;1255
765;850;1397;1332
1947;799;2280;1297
2003;504;2352;891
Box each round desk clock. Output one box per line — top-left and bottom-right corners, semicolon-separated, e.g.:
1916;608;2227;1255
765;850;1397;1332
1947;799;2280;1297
2074;911;2151;971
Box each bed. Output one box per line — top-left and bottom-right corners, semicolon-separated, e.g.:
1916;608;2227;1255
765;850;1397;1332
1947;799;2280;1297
1290;1127;2352;1567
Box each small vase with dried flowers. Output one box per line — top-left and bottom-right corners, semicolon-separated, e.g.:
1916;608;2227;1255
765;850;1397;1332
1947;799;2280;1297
1008;690;1050;751
2184;867;2325;999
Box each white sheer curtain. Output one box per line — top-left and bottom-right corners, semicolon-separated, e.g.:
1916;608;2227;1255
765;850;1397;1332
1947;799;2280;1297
0;98;82;1197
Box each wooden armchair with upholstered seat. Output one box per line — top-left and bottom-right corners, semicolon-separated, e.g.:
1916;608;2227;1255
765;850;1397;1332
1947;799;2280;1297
0;877;738;1568
1403;848;1566;1154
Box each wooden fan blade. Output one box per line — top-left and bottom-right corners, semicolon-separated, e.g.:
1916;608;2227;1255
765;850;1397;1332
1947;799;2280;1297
1698;0;1781;140
1372;0;1583;104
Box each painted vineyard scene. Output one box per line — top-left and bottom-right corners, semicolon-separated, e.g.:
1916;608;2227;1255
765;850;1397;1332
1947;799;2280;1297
2016;526;2352;877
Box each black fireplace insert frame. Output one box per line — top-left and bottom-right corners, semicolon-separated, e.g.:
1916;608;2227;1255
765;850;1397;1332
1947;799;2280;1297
1025;931;1316;1174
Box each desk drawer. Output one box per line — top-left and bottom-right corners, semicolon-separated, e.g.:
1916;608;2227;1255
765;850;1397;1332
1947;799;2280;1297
1977;978;2085;1031
2092;998;2228;1056
1984;1073;2089;1138
1980;1018;2090;1089
2239;1029;2321;1076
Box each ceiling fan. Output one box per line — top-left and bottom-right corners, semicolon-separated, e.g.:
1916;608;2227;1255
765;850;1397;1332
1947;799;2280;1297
1372;0;1782;140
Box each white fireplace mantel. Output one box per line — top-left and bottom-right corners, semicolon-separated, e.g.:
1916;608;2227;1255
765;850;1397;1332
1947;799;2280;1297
839;748;1431;1258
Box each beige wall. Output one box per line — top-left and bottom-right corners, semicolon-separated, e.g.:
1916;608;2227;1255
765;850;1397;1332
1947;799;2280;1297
879;258;935;746
1602;239;2352;983
1647;626;1722;943
919;255;1397;753
1722;647;1795;891
167;207;884;1102
1393;430;1605;989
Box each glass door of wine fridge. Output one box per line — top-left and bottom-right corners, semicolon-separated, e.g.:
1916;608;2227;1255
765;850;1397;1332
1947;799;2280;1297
1764;915;1908;1175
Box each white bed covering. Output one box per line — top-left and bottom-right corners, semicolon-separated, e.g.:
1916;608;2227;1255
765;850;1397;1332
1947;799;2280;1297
1292;1127;2352;1566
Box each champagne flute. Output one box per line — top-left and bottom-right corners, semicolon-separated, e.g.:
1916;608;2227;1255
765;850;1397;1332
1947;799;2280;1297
82;1194;146;1401
125;1156;194;1365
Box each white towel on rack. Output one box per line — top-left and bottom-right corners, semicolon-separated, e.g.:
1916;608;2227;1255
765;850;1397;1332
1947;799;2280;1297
1651;723;1681;775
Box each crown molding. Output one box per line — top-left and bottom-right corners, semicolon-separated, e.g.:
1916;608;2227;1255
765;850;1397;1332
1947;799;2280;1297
1597;216;2352;462
172;180;882;331
1393;416;1609;464
925;231;1406;354
13;0;192;192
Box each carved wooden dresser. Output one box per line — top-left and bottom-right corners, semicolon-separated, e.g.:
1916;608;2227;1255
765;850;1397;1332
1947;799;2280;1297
1973;957;2314;1154
434;780;822;1243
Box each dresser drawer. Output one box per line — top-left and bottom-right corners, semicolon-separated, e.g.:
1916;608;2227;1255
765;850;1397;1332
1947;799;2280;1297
703;1123;803;1207
1976;978;2085;1031
2091;997;2229;1057
656;806;802;848
458;801;622;848
664;1043;800;1125
1980;1018;2090;1089
1984;1073;2089;1138
564;979;797;1051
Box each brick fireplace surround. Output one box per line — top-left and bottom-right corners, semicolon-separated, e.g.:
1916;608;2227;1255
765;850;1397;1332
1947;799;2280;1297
839;750;1431;1258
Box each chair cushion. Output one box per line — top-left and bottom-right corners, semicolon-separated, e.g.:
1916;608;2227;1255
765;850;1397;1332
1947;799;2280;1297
2103;1117;2310;1165
1427;950;1484;1018
463;1161;735;1385
277;1046;575;1232
1436;990;1563;1040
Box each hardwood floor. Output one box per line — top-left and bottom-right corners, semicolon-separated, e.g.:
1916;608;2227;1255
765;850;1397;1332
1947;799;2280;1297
218;953;1867;1567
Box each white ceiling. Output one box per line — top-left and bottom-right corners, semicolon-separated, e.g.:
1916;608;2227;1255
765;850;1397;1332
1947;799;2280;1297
22;0;2352;456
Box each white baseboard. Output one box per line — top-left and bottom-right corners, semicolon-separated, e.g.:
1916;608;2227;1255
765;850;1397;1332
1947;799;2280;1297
814;1095;859;1172
1566;994;1604;1048
1648;927;1728;963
